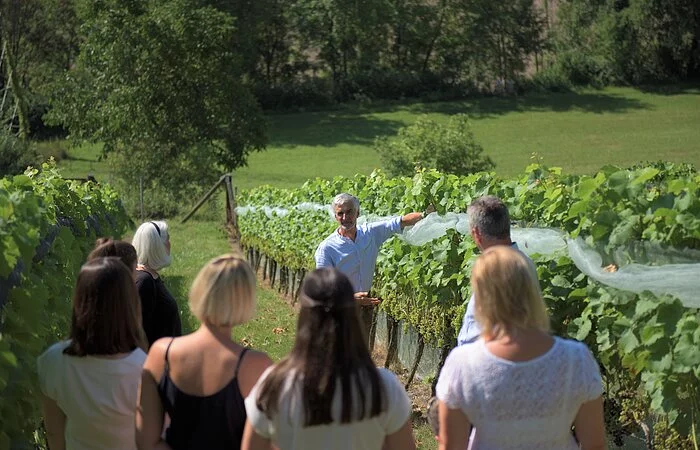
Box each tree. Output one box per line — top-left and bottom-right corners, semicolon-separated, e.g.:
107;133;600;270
0;0;33;138
553;0;700;84
46;0;267;214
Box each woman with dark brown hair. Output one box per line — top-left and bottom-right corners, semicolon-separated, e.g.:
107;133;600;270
87;238;138;276
37;257;148;450
242;268;416;450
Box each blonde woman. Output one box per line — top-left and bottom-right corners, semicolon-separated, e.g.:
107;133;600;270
436;246;606;450
136;254;272;450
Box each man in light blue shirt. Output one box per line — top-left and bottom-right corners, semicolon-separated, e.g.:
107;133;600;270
456;195;531;345
315;193;425;307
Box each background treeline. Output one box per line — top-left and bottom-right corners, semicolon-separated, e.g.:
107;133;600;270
2;0;700;132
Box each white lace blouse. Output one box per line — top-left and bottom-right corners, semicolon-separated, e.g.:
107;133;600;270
436;336;603;450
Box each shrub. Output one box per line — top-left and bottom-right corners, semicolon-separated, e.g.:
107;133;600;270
0;131;40;177
374;114;495;177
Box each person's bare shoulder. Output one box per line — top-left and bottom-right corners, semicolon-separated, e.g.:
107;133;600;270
243;349;274;373
238;349;274;396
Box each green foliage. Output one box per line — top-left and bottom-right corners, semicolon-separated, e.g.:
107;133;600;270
375;114;495;177
0;161;130;447
46;0;267;214
0;131;40;177
552;0;700;85
238;162;700;442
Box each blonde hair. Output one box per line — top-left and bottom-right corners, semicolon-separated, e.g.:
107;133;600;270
188;254;256;327
472;246;549;339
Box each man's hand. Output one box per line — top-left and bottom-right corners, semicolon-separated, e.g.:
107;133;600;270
354;292;381;306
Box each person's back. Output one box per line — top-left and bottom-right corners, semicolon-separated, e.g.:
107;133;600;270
38;341;146;450
246;368;410;450
137;254;272;450
38;258;148;450
435;247;605;450
154;334;267;449
242;268;416;450
438;336;601;449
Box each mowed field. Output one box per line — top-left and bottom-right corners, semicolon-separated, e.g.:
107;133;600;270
233;85;700;190
54;85;700;190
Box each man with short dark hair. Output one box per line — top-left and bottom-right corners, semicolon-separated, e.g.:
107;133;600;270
457;195;516;345
428;195;526;444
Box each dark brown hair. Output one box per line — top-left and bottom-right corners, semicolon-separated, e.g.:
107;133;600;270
87;238;138;273
256;268;386;426
64;257;147;356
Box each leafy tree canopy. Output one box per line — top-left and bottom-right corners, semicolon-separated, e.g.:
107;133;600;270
46;0;267;209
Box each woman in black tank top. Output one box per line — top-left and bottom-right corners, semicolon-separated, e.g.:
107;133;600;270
136;255;272;450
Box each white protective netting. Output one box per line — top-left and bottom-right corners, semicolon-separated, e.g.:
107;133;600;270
237;205;700;308
567;237;700;308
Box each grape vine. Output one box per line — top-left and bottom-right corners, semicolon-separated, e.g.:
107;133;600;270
0;162;130;448
239;163;700;445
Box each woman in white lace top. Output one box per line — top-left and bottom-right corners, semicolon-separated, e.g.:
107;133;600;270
436;246;606;450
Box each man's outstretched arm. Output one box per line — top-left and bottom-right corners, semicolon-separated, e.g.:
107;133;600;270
400;212;425;229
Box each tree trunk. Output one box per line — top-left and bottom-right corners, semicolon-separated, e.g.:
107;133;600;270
421;1;447;74
1;40;29;138
368;309;378;353
431;326;455;396
294;269;305;304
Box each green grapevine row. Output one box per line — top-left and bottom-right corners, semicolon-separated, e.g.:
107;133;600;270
238;163;700;445
0;162;130;449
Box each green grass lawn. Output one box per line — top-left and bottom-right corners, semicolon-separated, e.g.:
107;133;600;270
52;86;700;190
232;85;700;189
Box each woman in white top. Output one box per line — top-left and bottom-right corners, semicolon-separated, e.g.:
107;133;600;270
242;268;416;450
436;246;606;450
37;257;148;450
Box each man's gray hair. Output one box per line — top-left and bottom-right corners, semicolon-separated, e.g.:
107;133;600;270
331;193;360;213
467;195;510;239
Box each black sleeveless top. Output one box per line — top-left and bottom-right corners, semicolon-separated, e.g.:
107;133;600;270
158;339;249;450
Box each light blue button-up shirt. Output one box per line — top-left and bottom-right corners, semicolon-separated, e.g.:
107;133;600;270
456;242;525;345
315;217;402;292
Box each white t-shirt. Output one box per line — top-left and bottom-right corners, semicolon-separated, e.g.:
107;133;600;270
245;367;411;450
436;337;602;450
37;340;147;450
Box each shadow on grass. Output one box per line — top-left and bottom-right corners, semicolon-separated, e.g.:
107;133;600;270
269;113;406;149
269;90;653;149
64;155;100;162
635;82;700;96
406;90;653;116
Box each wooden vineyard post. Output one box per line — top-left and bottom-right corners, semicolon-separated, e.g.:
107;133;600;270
384;315;399;369
405;333;425;389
